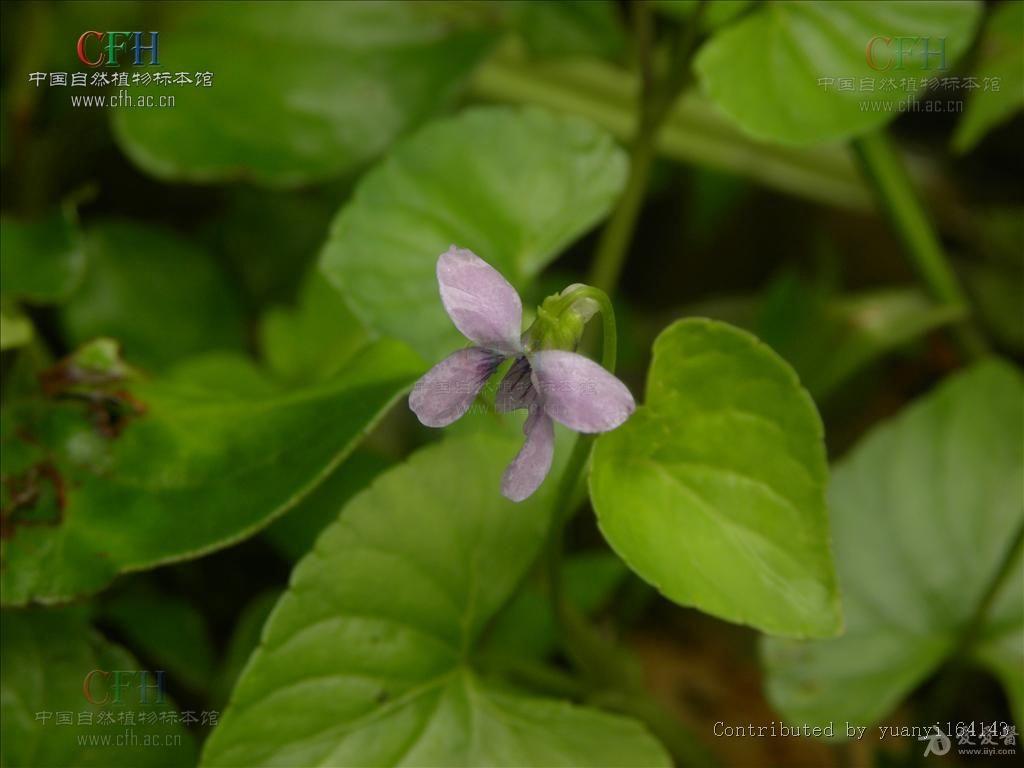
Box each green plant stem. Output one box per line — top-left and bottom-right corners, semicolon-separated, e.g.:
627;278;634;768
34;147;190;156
852;130;988;359
538;290;683;751
589;1;706;293
590;133;659;294
541;285;616;661
544;435;597;665
540;286;615;655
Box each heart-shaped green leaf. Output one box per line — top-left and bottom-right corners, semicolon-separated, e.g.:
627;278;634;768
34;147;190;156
1;339;421;605
320;106;628;361
112;2;494;186
201;433;669;767
591;319;841;638
1;608;195;767
763;360;1024;728
694;1;982;145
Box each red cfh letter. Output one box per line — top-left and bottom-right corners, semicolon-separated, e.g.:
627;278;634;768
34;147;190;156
865;36;893;72
77;31;104;67
83;669;110;704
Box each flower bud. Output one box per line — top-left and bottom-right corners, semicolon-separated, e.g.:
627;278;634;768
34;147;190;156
523;285;600;352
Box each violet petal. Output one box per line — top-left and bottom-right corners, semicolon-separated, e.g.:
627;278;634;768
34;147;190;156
409;347;501;428
437;246;523;355
501;411;555;502
531;350;635;433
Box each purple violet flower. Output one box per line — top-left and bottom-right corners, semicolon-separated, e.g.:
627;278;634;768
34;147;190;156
409;246;635;502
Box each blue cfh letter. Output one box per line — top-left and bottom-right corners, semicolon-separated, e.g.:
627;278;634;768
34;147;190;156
132;31;159;65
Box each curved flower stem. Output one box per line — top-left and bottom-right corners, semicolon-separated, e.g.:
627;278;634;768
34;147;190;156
852;129;988;359
551;284;617;371
537;8;714;751
543;286;617;631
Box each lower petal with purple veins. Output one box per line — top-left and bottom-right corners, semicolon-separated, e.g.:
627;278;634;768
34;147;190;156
409;347;503;428
495;356;538;413
501;411;555;502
